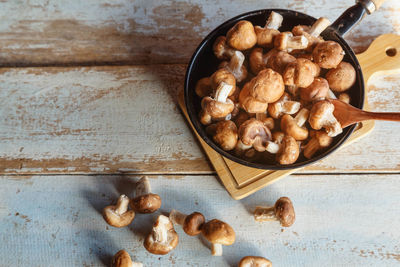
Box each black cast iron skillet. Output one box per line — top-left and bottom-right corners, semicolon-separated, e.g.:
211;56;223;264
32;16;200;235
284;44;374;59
184;1;381;170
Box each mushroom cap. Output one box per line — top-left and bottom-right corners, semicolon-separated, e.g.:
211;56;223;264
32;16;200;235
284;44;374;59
267;50;296;74
210;68;236;94
312;41;344;69
277;135;300;165
199;109;212;125
226;20;257;50
103;206;135;228
144;215;179;255
213;36;235;60
274;197;295;227
183;212;206;236
195;77;212;98
212;120;238;151
239;118;272;152
283;58;319;88
300;77;329;102
249;47;268;74
249;68;285;103
280;114;309;141
201;96;235;119
130;193;162;214
239;256;273;267
325;61;356;92
201;219;235;245
308;100;334;130
239;83;269;114
273;32;290;51
111;250;133;267
254;25;280;48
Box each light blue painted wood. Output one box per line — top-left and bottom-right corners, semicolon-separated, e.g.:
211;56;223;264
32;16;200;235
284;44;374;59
0;174;399;266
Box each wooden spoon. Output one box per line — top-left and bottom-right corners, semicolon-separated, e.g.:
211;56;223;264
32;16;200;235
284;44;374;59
331;99;400;128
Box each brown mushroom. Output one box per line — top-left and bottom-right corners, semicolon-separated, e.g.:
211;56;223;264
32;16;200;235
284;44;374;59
280;108;310;141
274;32;308;52
300;77;329;102
338;93;350;103
238;118;272;152
325;61;356;92
213;36;236;60
303;130;333;159
249;48;277;74
309;100;342;137
254;11;283;48
265;131;285;154
103;195;135;228
292;17;331;50
226;20;257;50
254;197;295;227
239;82;269;114
313;40;344;69
206;120;238;151
238;256;272;267
276;135;300;165
249;68;285;103
201;219;236;256
169;209;205;236
210;68;236;95
267;50;296;75
111;250;143;267
255;113;275;130
195;77;212;98
200;83;235;125
224;51;248;82
283;58;319;88
144;215;179;255
130;176;161;214
268;92;301;119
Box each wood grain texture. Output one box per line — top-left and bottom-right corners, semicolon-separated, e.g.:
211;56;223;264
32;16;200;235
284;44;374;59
0;65;399;174
1;174;399;266
0;0;399;66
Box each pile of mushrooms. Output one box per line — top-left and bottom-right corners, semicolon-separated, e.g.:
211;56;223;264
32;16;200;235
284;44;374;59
196;12;357;163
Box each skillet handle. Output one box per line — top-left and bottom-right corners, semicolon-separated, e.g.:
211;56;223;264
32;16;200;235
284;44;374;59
330;0;384;36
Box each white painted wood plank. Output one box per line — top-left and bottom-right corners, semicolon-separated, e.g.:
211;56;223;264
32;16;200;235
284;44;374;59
0;0;399;65
0;65;399;174
0;174;399;266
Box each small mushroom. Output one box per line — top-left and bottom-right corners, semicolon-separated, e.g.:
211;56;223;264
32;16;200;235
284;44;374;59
292;17;331;50
248;68;285;103
210;68;236;95
239;82;269;114
303;130;333;159
312;40;344;69
254;197;295;227
238;118;272;152
267;50;296;75
254;11;283;48
238;256;272;267
213;36;237;60
276;135;300;165
130;176;161;214
283;58;319;88
274;32;308;52
268;92;301;119
144;215;179;255
249;48;277;74
280;108;310;141
201;219;236;256
309;100;342;137
224;51;248;82
103;195;135;228
226;20;257;50
200;83;235;125
169;209;205;236
338;93;350;104
300;77;329;102
325;61;356;92
111;250;143;267
195;77;212;98
206;120;238;151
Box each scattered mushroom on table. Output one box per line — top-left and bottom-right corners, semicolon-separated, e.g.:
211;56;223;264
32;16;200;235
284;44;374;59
111;250;143;267
144;215;179;255
169;210;206;236
238;256;273;267
130;176;162;214
103;195;135;228
254;196;296;227
201;219;236;256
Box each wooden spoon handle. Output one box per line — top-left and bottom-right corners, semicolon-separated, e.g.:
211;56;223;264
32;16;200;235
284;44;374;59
360;110;400;122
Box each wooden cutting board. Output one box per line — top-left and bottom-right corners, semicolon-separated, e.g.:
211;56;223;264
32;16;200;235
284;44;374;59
179;34;400;199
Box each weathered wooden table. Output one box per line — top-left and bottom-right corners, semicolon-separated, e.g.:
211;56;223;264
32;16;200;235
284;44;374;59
1;1;400;266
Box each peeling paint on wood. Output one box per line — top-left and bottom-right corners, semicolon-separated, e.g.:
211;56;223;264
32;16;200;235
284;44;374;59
0;174;399;266
0;0;399;66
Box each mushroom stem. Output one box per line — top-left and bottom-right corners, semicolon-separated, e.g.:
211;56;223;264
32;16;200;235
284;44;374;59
254;206;276;222
227;51;245;80
136;176;151;196
215;82;234;103
287;35;308;50
309;17;331;37
152;215;169;243
266;11;283;30
169;209;187;225
303;137;320;159
294;108;310;127
211;243;223;256
115;195;130;215
265;141;280;154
